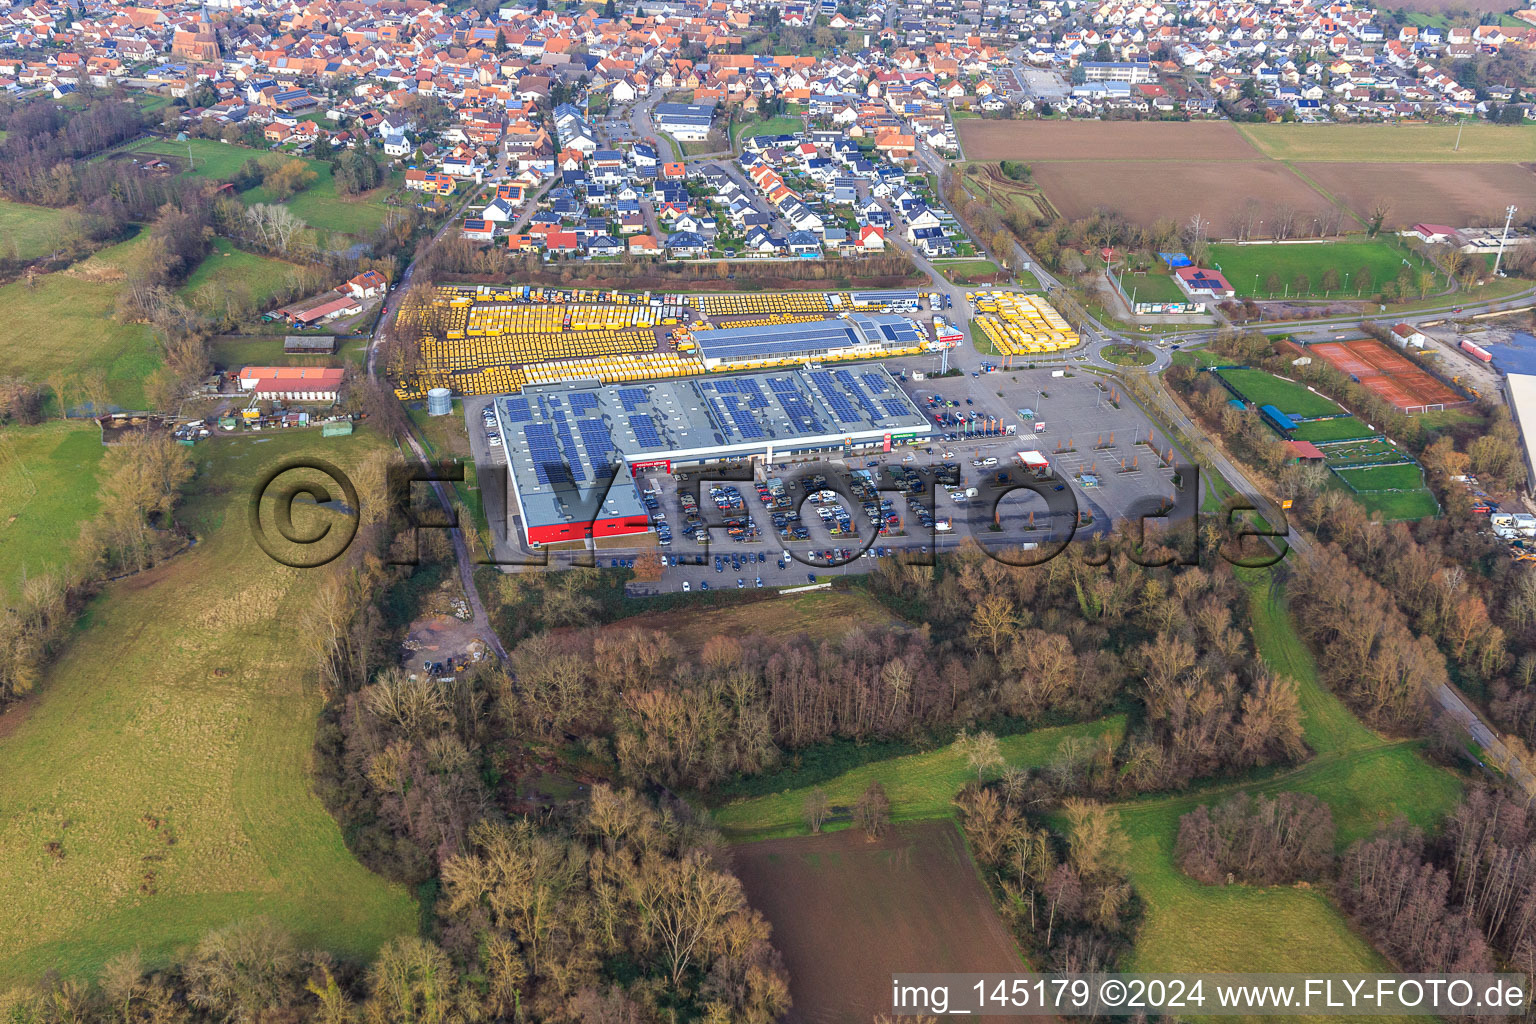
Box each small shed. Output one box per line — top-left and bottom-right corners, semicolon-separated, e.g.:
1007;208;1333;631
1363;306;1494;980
284;335;337;355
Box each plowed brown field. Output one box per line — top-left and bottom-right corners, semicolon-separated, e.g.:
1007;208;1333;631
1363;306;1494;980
732;821;1026;1024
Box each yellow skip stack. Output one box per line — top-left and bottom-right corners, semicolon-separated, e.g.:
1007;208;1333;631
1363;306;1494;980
968;292;1079;357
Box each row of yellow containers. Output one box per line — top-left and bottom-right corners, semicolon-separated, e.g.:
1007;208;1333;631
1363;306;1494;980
419;328;655;368
709;312;829;329
463;304;658;335
697;291;834;317
522;351;705;387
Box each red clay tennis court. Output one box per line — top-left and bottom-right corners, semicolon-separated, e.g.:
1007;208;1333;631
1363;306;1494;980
1309;338;1468;413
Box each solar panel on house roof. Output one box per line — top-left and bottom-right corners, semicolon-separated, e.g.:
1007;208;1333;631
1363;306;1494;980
503;397;532;422
618;387;649;412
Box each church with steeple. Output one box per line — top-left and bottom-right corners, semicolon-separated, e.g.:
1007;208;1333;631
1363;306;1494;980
171;7;220;62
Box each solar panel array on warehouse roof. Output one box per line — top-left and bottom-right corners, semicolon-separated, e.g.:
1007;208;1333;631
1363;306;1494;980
495;367;931;525
690;313;925;366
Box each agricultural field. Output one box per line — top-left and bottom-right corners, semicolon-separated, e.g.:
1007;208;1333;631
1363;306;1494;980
712;716;1127;840
180;238;301;309
731;821;1024;1022
1289;416;1372;443
0;200;70;262
1029;160;1333;232
1207;240;1431;298
0;421;105;601
0;429;417;986
957;119;1261;162
959;119;1536;233
1216;368;1345;418
0;235;159;410
1237;123;1536;163
1296;162;1536;232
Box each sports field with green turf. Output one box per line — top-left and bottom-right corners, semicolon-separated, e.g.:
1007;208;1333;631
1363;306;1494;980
0;429;417;986
1119;270;1186;304
1335;463;1426;492
0;421;105;601
1235;122;1536;164
1216;369;1344;418
1208;240;1430;298
1332;463;1440;520
1290;416;1371;443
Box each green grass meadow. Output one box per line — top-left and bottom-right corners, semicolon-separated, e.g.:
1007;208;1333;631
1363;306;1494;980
0;235;160;410
1209;241;1430;298
1118;576;1460;1004
719;569;1463;996
0;429;417;986
734;115;805;146
0;200;71;262
1235;122;1536;164
180;237;301;308
0;421;105;600
712;717;1127;841
128;138;392;236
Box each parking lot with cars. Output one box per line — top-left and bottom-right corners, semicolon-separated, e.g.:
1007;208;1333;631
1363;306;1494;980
461;358;1191;590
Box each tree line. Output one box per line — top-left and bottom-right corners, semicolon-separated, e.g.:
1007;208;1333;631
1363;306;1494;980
956;786;1141;974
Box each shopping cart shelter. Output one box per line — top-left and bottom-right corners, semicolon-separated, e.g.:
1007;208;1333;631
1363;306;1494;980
492;365;932;546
